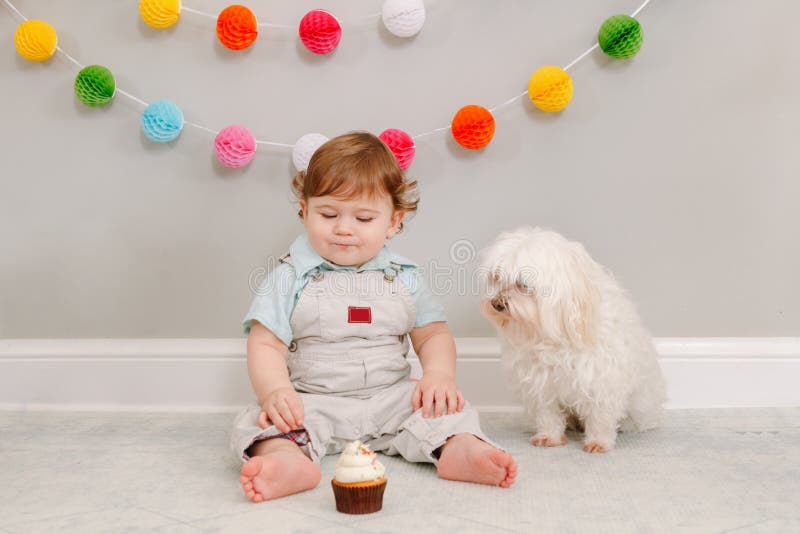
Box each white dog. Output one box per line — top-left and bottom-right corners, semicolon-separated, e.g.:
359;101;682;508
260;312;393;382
480;227;666;453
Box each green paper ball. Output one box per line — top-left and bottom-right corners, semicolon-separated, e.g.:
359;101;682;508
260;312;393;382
598;15;643;59
74;65;116;107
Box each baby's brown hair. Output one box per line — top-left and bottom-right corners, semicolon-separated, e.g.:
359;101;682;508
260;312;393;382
291;132;419;231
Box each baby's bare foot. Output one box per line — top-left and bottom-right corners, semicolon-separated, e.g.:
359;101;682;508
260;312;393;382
437;433;517;488
240;448;321;502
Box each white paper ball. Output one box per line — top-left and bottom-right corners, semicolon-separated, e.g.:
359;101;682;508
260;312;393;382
382;0;425;38
292;133;329;171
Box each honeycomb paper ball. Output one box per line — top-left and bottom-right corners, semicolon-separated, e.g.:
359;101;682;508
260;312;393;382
74;65;116;107
382;0;426;38
298;9;342;54
139;0;182;30
292;133;329;172
379;128;415;170
528;65;573;112
598;14;643;59
14;20;58;62
142;100;184;143
451;105;495;150
215;125;257;168
216;5;259;50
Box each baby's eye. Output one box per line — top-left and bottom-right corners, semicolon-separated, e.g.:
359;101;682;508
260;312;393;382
356;217;374;223
321;213;337;219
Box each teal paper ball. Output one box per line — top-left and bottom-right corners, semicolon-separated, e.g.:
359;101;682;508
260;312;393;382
142;100;184;143
598;15;643;59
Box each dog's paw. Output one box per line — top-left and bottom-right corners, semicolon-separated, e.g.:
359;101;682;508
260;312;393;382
582;441;611;453
530;433;567;447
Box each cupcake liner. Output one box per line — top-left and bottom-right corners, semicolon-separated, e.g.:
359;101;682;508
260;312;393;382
331;479;386;514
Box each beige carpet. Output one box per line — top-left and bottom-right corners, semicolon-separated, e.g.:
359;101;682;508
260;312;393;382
1;408;799;533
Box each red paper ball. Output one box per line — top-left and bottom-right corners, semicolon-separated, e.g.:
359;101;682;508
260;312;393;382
298;9;341;54
216;5;258;50
451;105;495;150
379;129;415;170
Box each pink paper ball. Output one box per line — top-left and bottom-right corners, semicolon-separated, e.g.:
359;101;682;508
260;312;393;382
214;125;256;168
379;128;415;170
298;9;341;54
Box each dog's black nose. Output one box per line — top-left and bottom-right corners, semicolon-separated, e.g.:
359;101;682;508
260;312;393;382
491;297;506;312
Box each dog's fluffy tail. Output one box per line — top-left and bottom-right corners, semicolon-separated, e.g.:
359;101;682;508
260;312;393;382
621;361;667;432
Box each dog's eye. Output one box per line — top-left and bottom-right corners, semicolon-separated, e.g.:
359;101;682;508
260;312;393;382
515;281;534;295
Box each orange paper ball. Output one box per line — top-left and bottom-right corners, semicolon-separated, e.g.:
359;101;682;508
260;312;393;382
527;66;573;112
451;105;495;150
216;5;258;50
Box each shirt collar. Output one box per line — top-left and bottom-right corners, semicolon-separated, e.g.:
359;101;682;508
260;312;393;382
287;233;417;280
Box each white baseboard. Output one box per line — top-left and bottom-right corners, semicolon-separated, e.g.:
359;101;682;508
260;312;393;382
1;338;798;412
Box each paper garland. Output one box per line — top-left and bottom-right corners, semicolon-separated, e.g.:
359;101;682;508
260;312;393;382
138;0;426;55
6;0;652;170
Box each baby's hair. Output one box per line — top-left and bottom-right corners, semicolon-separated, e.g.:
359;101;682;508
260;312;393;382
291;132;419;232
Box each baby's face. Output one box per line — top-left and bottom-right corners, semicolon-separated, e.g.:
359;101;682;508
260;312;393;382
300;193;404;268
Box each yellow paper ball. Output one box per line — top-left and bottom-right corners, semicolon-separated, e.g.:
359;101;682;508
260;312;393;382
14;20;58;62
139;0;182;30
527;66;574;112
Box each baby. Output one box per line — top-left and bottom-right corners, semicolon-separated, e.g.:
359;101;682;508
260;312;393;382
232;132;516;502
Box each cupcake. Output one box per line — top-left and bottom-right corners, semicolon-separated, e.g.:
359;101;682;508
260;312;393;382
331;440;387;514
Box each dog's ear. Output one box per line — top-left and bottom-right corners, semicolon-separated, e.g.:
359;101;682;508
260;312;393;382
553;243;601;349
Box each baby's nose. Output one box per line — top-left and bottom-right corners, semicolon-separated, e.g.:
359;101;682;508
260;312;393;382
491;297;506;312
334;220;353;234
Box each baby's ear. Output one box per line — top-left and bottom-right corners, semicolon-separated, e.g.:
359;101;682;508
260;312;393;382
387;210;405;237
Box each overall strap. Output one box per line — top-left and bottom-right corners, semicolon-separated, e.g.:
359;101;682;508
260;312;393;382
281;252;324;281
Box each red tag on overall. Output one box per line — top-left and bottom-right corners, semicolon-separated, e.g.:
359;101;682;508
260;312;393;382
348;306;372;324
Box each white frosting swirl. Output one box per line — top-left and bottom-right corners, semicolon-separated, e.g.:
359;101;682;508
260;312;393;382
333;441;386;483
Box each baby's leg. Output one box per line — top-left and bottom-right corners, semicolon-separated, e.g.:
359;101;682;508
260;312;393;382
373;383;516;488
240;438;321;502
437;433;517;488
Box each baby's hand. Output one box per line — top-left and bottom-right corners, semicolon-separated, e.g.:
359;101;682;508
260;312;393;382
412;370;465;418
258;386;304;433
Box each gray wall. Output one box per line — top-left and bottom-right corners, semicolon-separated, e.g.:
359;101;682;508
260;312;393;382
2;0;798;339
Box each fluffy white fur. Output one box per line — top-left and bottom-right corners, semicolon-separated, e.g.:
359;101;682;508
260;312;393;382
479;227;666;453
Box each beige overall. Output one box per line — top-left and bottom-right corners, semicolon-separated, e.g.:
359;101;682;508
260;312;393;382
231;258;495;464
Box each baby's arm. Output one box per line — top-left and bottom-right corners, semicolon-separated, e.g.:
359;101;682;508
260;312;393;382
246;321;304;433
409;321;466;418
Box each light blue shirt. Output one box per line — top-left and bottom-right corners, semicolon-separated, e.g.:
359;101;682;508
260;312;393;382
243;234;447;347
